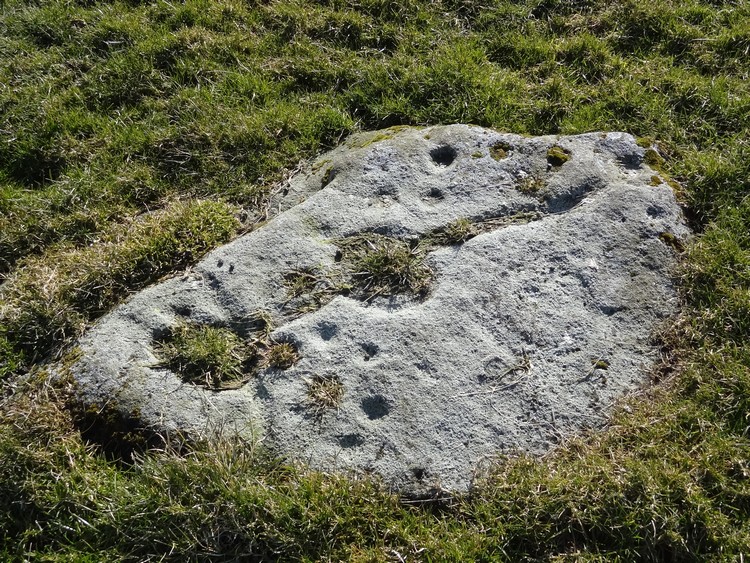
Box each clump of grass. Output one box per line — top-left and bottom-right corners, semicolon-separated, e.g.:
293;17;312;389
264;342;300;370
305;374;344;412
281;268;342;316
546;145;571;167
67;398;160;464
0;337;23;380
430;218;477;245
244;309;275;340
284;269;320;298
155;322;250;390
338;234;432;299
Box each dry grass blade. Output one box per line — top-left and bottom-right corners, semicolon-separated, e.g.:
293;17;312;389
305;375;344;412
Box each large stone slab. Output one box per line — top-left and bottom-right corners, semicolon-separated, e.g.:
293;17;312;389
69;125;689;493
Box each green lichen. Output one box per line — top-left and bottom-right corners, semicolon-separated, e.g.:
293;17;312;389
644;148;665;168
636;136;654;149
546;145;571;167
593;359;610;370
321;166;335;187
490;141;512;160
311;159;331;172
641;148;683;197
348;125;414;149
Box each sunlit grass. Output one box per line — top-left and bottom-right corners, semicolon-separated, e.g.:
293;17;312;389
1;0;749;559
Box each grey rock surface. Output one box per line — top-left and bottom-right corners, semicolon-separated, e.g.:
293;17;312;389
69;125;689;493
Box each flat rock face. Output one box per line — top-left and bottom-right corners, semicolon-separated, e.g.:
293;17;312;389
70;125;689;493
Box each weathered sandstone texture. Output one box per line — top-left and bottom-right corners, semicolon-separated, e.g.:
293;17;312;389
69;125;689;493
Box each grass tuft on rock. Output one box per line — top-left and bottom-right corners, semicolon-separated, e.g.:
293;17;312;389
305;374;345;412
264;341;300;370
338;234;433;300
429;218;478;245
155;323;251;390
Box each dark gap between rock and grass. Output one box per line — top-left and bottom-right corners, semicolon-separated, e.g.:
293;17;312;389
68;398;168;465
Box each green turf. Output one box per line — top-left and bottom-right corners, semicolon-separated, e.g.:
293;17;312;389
1;0;749;559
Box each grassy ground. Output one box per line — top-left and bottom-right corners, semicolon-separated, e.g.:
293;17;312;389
1;0;749;559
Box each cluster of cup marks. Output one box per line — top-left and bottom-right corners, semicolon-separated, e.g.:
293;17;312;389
158;138;570;420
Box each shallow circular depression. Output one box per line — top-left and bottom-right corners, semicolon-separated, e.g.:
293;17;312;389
429;144;457;167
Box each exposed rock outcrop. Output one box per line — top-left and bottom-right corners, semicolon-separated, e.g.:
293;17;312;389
69;125;689;493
